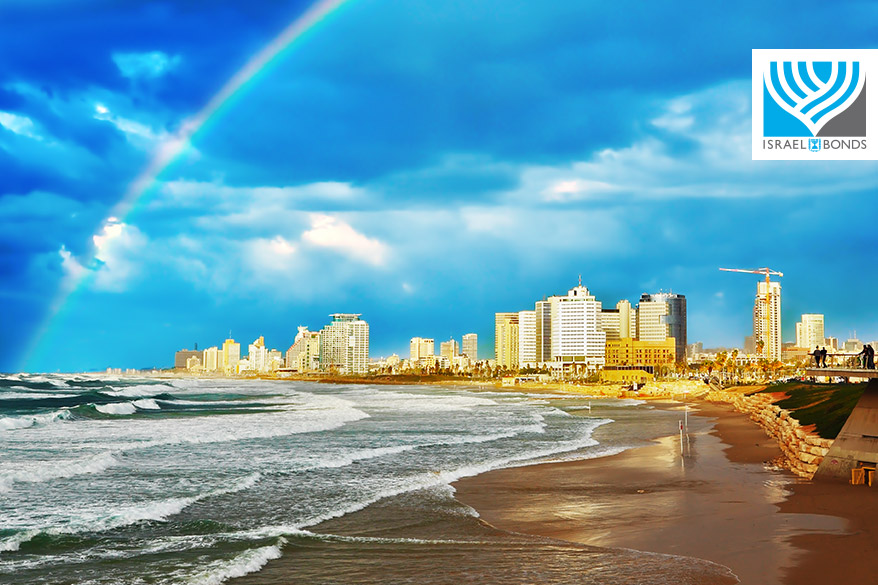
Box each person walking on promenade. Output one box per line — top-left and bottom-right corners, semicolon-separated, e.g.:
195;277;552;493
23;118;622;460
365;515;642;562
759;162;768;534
867;344;875;370
812;346;821;367
820;347;828;368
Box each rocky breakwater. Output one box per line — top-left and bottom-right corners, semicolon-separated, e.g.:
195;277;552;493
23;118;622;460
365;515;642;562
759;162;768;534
705;390;833;479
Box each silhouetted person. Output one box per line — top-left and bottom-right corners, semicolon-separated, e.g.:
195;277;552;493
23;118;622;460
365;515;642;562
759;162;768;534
820;347;828;367
867;344;875;370
857;345;870;368
812;346;821;367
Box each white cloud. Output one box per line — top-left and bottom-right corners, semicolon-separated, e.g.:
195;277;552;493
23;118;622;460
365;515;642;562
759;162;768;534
301;214;389;267
93;103;165;144
0;111;42;140
507;80;878;204
112;51;181;79
92;217;147;292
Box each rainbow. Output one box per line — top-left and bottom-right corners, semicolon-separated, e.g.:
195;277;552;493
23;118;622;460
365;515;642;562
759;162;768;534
23;0;352;371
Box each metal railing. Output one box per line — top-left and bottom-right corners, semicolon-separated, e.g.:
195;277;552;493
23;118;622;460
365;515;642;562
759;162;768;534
806;352;876;370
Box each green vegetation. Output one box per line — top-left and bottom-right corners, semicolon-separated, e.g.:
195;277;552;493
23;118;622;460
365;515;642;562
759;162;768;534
758;381;867;439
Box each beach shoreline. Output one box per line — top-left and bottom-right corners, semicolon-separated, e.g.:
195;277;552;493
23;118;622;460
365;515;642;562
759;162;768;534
453;399;874;585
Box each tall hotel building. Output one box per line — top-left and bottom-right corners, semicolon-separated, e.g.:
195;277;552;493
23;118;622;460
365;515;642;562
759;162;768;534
410;337;435;363
754;281;782;360
636;292;687;363
551;284;605;372
461;333;478;361
494;312;519;368
320;314;370;374
221;338;240;374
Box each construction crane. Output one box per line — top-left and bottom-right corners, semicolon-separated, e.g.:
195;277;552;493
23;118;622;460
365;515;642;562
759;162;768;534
719;267;784;359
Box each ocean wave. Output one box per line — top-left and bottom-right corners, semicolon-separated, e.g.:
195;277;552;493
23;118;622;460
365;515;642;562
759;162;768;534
344;389;499;412
99;384;173;398
95;402;137;415
227;419;614;544
0;451;119;493
183;538;286;585
0;409;71;431
132;399;160;410
0;390;78;400
0;473;262;552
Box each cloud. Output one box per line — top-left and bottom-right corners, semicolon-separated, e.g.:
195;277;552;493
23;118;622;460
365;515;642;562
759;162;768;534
112;51;181;80
57;218;148;292
0;111;41;139
301;214;389;267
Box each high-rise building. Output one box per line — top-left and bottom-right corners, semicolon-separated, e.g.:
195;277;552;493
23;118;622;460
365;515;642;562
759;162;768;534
320;314;369;374
286;326;320;371
248;336;268;372
551;284;606;372
440;339;459;361
601;299;637;340
461;333;478;361
754;281;782;360
518;310;537;367
795;314;825;350
494;312;519;368
410;337;435;363
637;292;687;363
535;297;558;363
221;338;240;374
202;346;219;372
174;349;200;369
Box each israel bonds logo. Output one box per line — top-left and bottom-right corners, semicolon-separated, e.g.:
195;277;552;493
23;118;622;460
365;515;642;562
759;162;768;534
753;50;878;160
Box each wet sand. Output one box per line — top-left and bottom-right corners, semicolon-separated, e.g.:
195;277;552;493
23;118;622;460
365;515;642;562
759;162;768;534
454;401;875;585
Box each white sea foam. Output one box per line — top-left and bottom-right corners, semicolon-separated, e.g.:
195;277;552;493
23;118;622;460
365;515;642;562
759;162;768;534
0;409;71;431
0;472;262;551
0;391;77;399
0;451;119;493
100;384;171;398
133;399;160;410
227;418;613;545
345;389;499;412
183;538;286;585
96;402;137;415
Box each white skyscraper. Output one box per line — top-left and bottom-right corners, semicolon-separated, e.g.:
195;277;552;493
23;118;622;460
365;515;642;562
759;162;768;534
248;336;268;372
754;281;782;360
440;339;459;360
551;284;605;372
518;310;537;367
202;346;219;372
410;337;435;363
601;299;637;340
320;314;370;374
796;314;825;350
461;333;478;361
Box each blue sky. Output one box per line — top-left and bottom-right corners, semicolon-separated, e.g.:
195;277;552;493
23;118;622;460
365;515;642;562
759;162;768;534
2;0;877;372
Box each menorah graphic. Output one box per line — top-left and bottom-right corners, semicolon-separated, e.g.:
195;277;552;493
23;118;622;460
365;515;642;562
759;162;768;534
764;61;865;136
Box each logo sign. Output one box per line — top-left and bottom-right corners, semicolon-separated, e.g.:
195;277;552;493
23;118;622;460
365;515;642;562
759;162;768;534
753;50;878;160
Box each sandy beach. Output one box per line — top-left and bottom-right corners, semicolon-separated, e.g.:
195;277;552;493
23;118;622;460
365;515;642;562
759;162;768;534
454;400;877;585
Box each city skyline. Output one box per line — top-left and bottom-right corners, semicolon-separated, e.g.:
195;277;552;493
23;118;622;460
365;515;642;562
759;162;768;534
2;1;877;373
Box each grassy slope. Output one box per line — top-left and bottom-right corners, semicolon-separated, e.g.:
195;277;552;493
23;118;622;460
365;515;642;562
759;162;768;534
757;381;867;439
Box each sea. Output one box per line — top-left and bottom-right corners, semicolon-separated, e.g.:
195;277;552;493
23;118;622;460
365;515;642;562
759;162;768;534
0;374;736;584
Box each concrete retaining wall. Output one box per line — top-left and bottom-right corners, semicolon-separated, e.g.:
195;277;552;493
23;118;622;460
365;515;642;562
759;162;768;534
705;390;833;479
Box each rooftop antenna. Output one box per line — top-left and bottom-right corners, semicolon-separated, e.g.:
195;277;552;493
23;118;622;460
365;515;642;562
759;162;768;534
578;274;582;286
